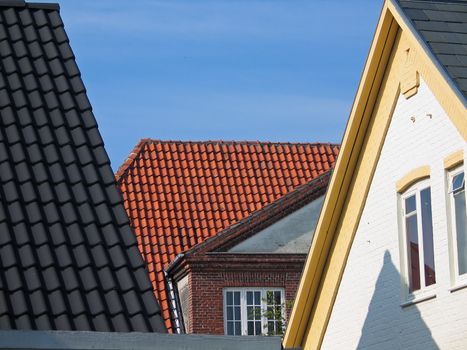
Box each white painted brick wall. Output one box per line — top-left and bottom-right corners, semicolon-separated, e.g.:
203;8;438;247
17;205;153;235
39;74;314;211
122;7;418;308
321;79;467;350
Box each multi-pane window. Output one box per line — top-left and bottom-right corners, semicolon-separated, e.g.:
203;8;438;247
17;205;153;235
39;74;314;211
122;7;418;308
401;182;436;293
448;167;466;281
246;291;262;335
266;291;282;335
225;291;241;336
224;288;284;336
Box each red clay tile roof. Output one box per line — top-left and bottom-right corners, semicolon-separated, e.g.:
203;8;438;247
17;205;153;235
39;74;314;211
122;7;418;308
186;170;332;255
116;139;340;332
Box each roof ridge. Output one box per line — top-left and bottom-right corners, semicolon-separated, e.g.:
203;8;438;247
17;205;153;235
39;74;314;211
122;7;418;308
0;0;60;10
135;138;339;147
115;138;340;182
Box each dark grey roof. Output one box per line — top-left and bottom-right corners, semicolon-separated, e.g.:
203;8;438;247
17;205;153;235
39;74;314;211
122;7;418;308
398;0;467;99
0;1;166;332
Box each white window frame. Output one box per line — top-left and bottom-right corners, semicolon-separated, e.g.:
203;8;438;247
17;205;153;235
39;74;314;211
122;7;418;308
399;179;436;303
223;288;285;336
447;165;467;288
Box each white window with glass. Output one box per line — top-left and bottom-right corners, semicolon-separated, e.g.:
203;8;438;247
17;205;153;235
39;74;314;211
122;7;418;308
448;166;466;286
224;288;284;336
400;180;436;299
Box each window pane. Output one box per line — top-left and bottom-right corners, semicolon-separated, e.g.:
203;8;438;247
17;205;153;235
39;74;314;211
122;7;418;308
246;291;253;305
266;291;273;304
406;214;420;292
247;322;254;335
452;172;465;192
226;292;232;305
234;292;240;305
234;306;241;320
454;189;467;274
255;321;261;335
227;321;234;335
274;291;281;304
254;291;260;305
405;195;416;214
268;321;275;334
227;306;233;320
421;188;436;286
234;322;241;335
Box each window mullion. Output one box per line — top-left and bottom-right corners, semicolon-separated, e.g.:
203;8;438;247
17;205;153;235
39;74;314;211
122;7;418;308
241;290;246;336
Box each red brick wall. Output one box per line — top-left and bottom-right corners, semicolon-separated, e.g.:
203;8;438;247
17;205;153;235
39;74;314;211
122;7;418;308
184;261;304;334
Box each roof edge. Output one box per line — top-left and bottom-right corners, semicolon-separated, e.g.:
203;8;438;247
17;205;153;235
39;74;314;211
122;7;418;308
185;170;332;256
0;0;60;10
115;138;151;181
283;0;398;346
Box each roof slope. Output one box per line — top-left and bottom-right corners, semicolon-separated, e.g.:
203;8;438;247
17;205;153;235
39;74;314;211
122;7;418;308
398;0;467;98
116;139;339;331
185;170;332;255
0;1;165;332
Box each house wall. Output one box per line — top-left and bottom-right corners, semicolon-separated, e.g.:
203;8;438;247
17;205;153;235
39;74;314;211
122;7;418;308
228;196;325;253
321;79;466;349
185;261;304;335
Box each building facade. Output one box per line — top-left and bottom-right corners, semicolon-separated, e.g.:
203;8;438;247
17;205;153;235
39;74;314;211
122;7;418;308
116;140;339;333
284;0;467;349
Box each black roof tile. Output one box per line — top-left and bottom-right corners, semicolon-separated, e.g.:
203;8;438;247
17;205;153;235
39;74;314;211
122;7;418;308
86;290;104;315
92;314;111;332
0;1;165;333
104;290;123;316
73;314;90;330
49;289;66;316
80;225;98;246
78;267;98;291
5;266;21;291
18;244;34;268
61;267;79;292
12;223;28;245
96;267;115;292
35;314;52;330
54;314;71;330
398;0;467;99
42;266;60;291
68;289;85;315
111;314;129;332
36;244;53;268
30;290;47;315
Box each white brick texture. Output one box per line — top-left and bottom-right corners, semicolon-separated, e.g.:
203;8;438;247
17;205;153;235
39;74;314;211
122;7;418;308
321;80;467;350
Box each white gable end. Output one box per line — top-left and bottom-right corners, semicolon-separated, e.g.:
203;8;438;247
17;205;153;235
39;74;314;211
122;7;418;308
321;79;466;350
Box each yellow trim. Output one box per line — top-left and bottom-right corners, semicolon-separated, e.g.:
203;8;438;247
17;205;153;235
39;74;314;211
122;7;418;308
395;166;431;193
283;0;467;349
387;0;467;141
444;150;464;170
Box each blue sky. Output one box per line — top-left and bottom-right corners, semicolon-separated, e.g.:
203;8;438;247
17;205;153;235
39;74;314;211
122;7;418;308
56;0;382;169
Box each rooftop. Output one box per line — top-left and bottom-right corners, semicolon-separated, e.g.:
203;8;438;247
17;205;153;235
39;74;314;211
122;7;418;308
117;138;339;330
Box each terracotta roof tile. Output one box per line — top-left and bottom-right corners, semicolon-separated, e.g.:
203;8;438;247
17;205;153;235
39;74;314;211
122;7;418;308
116;140;339;331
